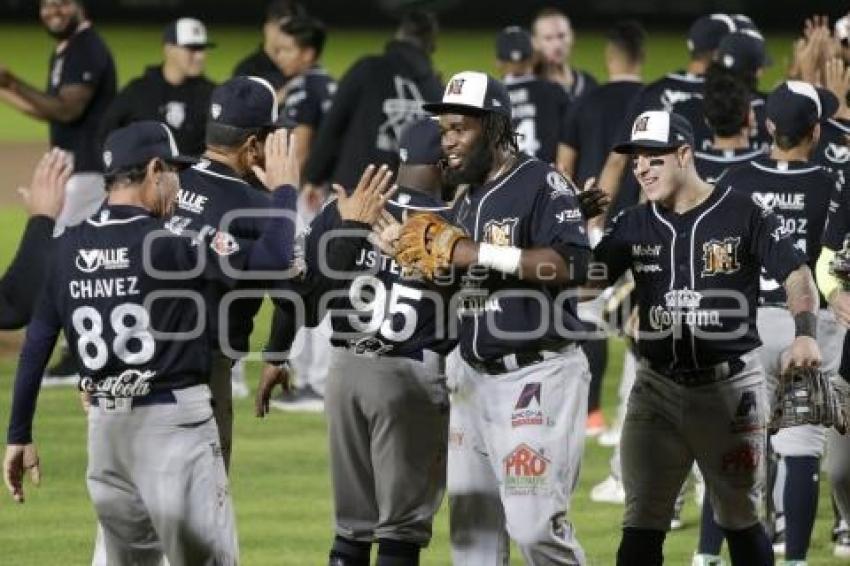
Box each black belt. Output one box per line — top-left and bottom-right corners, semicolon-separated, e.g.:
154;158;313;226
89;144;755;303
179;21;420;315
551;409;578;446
469;349;568;376
650;358;746;386
91;389;177;409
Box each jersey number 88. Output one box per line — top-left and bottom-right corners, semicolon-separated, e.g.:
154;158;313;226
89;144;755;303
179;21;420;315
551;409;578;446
71;304;155;371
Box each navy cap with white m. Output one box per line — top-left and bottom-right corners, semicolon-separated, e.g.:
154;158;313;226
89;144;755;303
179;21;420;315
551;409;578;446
398;118;442;166
423;71;512;120
767;80;839;140
686;13;736;53
102;121;198;175
613;110;695;154
496;26;533;63
208;76;282;129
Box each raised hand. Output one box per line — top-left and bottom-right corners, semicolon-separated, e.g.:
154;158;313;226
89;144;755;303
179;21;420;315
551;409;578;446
253;129;299;190
18;148;72;219
333;164;397;225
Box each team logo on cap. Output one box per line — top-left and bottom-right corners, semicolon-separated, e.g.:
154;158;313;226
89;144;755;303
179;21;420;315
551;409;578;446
211;103;222;120
702;237;741;276
633;116;651;134
103;150;112;168
447;78;466;95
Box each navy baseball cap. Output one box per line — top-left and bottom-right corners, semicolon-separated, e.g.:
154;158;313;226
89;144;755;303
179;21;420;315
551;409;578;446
731;14;757;31
716;30;771;75
496;26;533;63
209;76;280;129
103;121;197;175
163;18;215;49
399;118;441;166
767;81;839;140
423;71;511;119
687;13;736;54
613;111;695;154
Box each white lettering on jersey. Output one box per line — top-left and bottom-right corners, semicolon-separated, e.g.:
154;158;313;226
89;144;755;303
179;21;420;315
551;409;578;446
69;276;141;299
75;248;130;273
176;189;209;214
377;76;427;152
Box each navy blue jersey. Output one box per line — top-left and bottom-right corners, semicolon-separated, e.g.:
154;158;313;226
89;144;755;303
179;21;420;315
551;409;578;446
174;159;275;355
561;68;598;102
449;156;589;363
823;162;850;252
595;187;806;370
504;75;570;164
8;189;297;444
620;71;768;154
282;66;336;130
47;25;117;172
694;146;766;184
717;157;840;306
813;118;850;190
308;189;455;358
563;79;643;186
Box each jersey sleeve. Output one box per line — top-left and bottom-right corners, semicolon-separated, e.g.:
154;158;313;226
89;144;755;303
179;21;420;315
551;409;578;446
6;265;62;444
823;180;850;251
61;37;108;88
528;169;589;250
0;216;56;329
593;209;633;283
750;204;807;282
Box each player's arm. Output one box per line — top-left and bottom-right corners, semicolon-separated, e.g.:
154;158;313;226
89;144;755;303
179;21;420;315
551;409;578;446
292;125;314;174
557;144;577;177
451;240;588;285
1;74;93;123
3;266;62;503
753;205;821;368
0;88;39;118
0;149;71;329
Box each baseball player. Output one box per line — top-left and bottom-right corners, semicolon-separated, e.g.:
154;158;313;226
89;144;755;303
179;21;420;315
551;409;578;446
594;109;821;566
98;18;217;156
531;8;598;101
167;75;293;469
495;26;571;167
816;157;850;560
692;81;844;566
392;71;593;564
258;120;446;566
3;121;302;565
693;70;766;184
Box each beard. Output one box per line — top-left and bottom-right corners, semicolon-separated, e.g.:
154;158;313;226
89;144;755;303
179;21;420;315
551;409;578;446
46;14;81;41
442;137;494;189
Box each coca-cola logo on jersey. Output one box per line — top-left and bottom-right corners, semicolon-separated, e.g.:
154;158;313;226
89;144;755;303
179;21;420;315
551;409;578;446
79;369;156;398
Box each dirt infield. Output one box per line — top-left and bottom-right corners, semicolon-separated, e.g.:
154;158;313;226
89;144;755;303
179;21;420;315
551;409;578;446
0;141;50;209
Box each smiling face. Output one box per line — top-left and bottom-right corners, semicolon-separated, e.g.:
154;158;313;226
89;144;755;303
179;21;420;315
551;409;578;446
164;44;207;79
40;0;82;40
629;146;689;203
438;112;494;187
532;14;573;65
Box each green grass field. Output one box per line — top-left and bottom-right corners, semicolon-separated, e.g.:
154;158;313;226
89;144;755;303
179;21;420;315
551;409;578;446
0;23;846;565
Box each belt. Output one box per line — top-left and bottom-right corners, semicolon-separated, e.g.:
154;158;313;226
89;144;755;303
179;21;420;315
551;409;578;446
649;358;746;386
91;389;177;411
468;344;575;376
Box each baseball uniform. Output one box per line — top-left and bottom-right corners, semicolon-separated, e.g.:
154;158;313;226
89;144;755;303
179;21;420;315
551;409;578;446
6;121;299;565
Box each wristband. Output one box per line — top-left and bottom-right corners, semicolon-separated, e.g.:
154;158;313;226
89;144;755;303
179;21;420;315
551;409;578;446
794;311;817;339
478;243;522;275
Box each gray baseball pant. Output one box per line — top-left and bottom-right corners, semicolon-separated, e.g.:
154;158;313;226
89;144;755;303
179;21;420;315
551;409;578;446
325;347;449;545
447;346;590;565
622;354;767;532
86;385;237;566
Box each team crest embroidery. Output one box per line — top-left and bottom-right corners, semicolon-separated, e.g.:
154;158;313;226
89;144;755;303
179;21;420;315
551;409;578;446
210;231;240;256
447;78;465;95
482;217;518;246
702;237;741;276
547;171;574;200
164;101;187;130
633;115;650;134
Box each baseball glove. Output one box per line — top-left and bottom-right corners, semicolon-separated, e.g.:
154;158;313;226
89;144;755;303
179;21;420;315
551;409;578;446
396;212;468;279
830;243;850;289
769;365;847;434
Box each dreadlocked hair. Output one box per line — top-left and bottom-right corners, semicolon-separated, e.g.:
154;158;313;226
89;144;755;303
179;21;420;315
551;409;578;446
482;112;518;153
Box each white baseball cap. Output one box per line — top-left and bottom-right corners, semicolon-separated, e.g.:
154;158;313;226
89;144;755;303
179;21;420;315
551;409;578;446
163;18;215;49
613;110;696;154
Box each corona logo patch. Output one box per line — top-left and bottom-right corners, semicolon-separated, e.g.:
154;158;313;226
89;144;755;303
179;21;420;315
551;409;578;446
702;237;741;276
482;218;518;246
447;78;465;95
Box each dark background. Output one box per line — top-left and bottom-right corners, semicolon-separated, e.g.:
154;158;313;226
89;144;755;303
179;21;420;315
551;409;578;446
0;0;846;29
